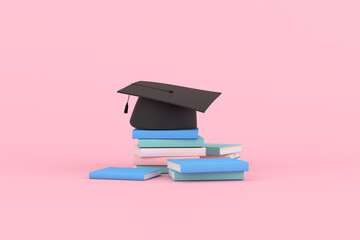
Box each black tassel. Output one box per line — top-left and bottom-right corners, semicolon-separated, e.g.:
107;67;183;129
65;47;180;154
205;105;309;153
124;95;130;113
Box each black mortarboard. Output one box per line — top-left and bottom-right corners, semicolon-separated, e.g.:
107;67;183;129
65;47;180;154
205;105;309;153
117;81;221;130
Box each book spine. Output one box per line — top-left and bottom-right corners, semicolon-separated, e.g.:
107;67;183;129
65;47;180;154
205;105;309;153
89;173;144;180
136;147;206;157
182;162;248;173
138;137;204;148
132;129;199;139
171;171;244;181
205;147;221;155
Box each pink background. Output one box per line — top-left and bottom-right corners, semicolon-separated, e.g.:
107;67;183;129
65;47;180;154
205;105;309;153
1;1;359;239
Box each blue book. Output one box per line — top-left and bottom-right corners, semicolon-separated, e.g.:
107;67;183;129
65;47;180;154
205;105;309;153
132;128;199;139
169;170;244;181
167;158;249;173
89;167;161;180
138;136;204;148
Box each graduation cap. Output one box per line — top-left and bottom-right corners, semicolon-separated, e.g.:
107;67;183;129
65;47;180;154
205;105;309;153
117;81;221;130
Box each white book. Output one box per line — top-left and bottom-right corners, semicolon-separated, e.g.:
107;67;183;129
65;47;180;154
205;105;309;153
135;145;206;157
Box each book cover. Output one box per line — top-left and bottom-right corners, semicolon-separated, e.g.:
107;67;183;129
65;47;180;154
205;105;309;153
138;136;204;148
89;167;161;180
204;143;242;155
201;152;240;159
132;128;199;139
135;145;206;157
169;170;244;181
135;165;169;174
167;158;249;173
133;155;200;165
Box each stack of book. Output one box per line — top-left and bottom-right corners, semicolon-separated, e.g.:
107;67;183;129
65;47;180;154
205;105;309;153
133;128;206;173
90;81;248;182
167;143;247;181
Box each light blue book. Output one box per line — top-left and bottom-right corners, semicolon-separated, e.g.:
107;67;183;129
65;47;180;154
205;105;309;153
167;158;249;173
132;128;199;139
138;136;204;148
169;170;244;181
135;165;169;174
204;143;241;155
89;167;161;180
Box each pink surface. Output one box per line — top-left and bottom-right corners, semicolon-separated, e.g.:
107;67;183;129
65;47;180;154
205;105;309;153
1;1;359;239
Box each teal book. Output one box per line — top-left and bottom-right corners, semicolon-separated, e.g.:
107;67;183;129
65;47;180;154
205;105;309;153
204;143;241;155
135;165;169;174
89;167;161;180
138;136;204;148
169;170;244;181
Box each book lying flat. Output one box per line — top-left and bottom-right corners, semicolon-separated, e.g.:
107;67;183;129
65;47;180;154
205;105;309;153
167;158;249;173
204;143;241;155
132;128;199;139
89;167;161;181
135;145;206;157
133;155;200;165
138;136;204;148
201;152;240;159
135;165;169;174
169;170;244;181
